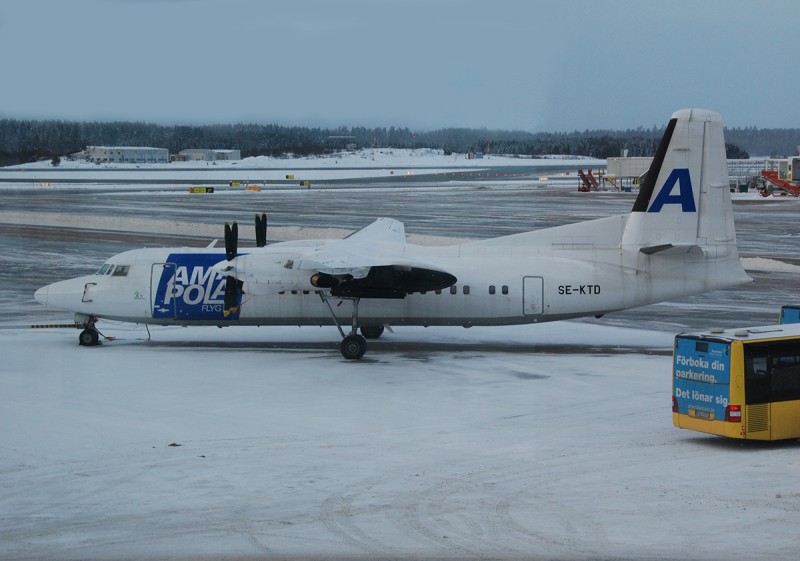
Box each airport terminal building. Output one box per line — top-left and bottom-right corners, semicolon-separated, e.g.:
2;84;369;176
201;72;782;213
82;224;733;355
86;146;169;164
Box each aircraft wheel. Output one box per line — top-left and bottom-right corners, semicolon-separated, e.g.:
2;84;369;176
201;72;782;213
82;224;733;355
79;328;99;346
340;334;367;360
360;325;385;339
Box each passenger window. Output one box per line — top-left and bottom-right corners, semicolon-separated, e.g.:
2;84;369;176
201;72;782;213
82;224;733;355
111;265;130;277
502;285;509;295
489;285;496;295
450;286;457;295
463;285;470;295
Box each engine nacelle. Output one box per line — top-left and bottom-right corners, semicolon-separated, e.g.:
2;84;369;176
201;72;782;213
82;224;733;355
310;272;353;288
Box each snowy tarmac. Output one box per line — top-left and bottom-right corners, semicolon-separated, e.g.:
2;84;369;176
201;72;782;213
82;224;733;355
2;168;800;559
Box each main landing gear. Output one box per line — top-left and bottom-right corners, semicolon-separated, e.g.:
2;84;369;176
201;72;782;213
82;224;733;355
318;293;385;360
340;332;367;361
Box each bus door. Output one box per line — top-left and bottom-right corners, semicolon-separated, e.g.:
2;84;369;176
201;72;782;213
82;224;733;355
744;342;800;440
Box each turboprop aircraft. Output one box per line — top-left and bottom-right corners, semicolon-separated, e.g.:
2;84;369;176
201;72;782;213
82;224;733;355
35;109;752;359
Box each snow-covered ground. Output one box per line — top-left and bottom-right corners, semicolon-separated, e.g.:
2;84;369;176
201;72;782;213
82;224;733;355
8;148;602;171
3;321;799;561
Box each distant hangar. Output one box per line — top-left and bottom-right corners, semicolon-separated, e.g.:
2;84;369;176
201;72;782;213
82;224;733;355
175;149;241;162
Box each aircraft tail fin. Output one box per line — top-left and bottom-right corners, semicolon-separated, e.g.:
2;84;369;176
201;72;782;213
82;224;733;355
621;109;739;258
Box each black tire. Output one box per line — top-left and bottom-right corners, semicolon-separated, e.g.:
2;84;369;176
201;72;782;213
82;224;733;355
79;329;99;346
340;334;367;360
360;325;385;339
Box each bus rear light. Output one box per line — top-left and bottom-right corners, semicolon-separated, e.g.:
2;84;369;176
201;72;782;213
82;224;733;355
672;396;679;413
725;405;742;422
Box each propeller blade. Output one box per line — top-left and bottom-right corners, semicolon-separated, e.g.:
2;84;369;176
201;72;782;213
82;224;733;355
224;221;238;261
223;275;240;317
255;212;267;248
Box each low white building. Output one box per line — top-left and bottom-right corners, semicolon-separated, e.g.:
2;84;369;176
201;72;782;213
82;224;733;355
606;157;653;178
177;149;241;161
86;146;169;164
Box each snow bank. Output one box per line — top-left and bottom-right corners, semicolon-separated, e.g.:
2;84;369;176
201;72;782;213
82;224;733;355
6;148;605;171
742;256;800;273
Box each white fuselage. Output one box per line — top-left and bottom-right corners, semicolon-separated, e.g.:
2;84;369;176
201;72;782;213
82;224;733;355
34;213;746;329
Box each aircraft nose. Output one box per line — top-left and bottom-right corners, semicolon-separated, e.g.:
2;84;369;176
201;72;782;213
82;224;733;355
33;277;93;312
34;285;49;306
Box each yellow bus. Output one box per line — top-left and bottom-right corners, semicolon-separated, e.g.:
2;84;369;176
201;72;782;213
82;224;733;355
672;323;800;440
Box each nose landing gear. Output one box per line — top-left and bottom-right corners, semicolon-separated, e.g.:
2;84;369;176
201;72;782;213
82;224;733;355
79;327;100;346
78;315;101;346
77;315;115;346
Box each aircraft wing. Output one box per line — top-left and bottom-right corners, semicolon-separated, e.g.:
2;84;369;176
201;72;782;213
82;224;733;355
294;217;408;276
295;218;457;298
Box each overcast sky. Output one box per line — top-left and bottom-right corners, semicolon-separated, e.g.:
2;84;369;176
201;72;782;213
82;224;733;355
1;0;797;132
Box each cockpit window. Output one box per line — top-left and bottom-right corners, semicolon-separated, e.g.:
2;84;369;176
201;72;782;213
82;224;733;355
111;265;130;277
97;263;112;275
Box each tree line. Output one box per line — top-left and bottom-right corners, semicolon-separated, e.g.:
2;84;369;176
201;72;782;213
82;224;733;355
2;117;798;166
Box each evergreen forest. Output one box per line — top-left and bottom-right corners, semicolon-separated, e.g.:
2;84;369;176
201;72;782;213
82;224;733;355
2;117;799;166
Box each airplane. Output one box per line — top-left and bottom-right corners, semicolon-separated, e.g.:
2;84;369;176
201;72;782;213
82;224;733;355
34;108;752;359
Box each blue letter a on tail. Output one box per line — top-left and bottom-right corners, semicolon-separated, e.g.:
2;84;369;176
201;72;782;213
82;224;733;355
647;168;696;213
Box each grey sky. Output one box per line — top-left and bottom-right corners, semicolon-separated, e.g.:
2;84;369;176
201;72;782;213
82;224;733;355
1;0;797;131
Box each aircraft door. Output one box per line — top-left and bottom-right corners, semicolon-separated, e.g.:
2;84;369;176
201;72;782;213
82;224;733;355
523;276;543;315
151;262;177;319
